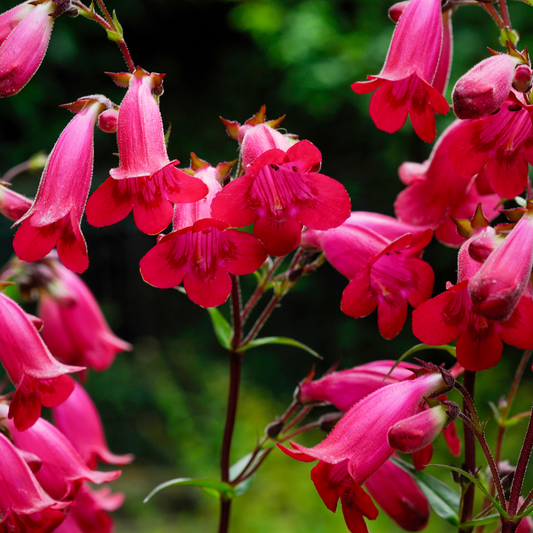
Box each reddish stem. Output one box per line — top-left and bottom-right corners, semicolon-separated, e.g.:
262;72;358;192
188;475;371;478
499;0;511;28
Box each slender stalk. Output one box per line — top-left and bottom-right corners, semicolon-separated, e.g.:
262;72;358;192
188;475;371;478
480;2;505;29
499;0;511;28
1;161;33;183
95;0;114;26
460;371;477;532
281;420;321;441
230;275;243;350
508;402;533;516
242;293;280;345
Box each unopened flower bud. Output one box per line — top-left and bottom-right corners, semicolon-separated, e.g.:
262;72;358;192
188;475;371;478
265;420;284;438
0;181;32;221
388;404;452;453
318;412;343;432
453;54;521;119
388;1;410;22
97;108;118;133
513;64;533;93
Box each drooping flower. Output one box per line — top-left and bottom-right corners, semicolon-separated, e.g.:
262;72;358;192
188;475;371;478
364;458;429;532
468;212;533;321
54;483;124;533
13;96;113;273
412;227;533;370
52;381;134;469
302;213;434;339
85;67;208;235
453;53;523;119
210;140;351;256
37;260;132;371
279;369;451;533
0;431;69;532
432;9;453;96
352;0;449;142
447;93;533;199
0;0;55;97
0;404;120;502
0;292;82;431
141;159;267;307
395;120;500;247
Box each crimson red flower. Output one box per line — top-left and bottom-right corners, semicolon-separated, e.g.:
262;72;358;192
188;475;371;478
85;67;208;235
351;0;449;142
210;140;351;256
412;228;533;370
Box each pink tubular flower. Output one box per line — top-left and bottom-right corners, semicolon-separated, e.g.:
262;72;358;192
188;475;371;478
0;0;55;97
468;213;533;321
448;94;533;199
395;120;500;247
0;432;69;532
210;140;351;257
351;0;449;143
13;96;112;274
0;292;82;431
432;9;453;96
37;260;132;371
141;159;267;307
0;405;121;502
85;67;208;235
298;360;418;412
302;213;434;339
412;228;533;371
0;180;32;221
364;459;429;532
279;370;450;533
54;483;124;533
453;53;522;119
53;381;133;469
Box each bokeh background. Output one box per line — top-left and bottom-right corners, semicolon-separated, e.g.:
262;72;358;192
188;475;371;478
1;0;533;531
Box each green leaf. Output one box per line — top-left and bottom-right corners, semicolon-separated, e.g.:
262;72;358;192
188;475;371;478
460;514;500;527
106;29;122;43
500;27;520;46
112;10;124;37
207;307;232;349
512;0;533;5
391;456;460;526
144;478;235;503
238;336;321;358
429;464;508;517
229;447;273;496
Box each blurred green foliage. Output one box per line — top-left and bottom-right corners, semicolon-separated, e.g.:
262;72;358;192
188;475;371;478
1;0;533;531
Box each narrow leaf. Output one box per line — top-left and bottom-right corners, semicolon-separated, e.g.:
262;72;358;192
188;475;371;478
229;447;273;496
429;464;508;517
207;307;232;349
238;336;321;358
461;514;500;527
385;344;456;379
391;456;460;526
144;478;235;503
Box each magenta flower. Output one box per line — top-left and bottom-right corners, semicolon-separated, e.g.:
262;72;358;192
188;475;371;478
302;213;434;339
210;140;351;256
352;0;449;142
395;120;500;247
85;67;208;235
1;405;120;502
53;381;134;469
0;292;82;431
37;260;132;371
468;213;533;321
448;94;533;199
54;483;124;533
13;96;112;273
453;53;522;119
279;370;450;533
432;9;453;96
412;228;533;371
0;432;69;532
0;180;32;221
298;360;418;412
0;0;54;97
365;459;429;532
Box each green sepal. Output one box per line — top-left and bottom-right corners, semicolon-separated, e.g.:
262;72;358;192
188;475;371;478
385;343;456;379
429;464;508;517
112;10;123;36
207;307;232;350
106;29;122;43
238;336;321;358
391;456;460;526
500;27;520;47
144;478;236;503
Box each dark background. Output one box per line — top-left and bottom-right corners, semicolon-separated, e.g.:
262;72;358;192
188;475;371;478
1;0;533;531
